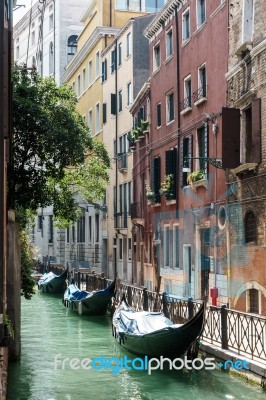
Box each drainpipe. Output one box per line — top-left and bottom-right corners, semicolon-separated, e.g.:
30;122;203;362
114;39;118;278
175;6;180;211
53;0;55;80
109;0;112;27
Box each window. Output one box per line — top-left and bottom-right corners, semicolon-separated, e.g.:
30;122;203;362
198;63;207;98
103;103;107;124
119;238;123;260
82;68;86;92
197;124;208;174
77;214;85;243
165;147;177;200
66;227;70;243
88;216;92;243
182;8;190;41
48;215;54;243
118;89;122;112
102;58;107;83
166;29;173;58
242;0;254;43
157;103;161;127
181;135;193;187
248;288;259;314
152;157;161;203
49;42;54;76
111;49;116;74
49;12;54;31
95;51;100;78
88;109;93;134
173;225;179;269
145;0;165;12
89;60;93;85
164;226;170;267
244;210;257;243
127;82;132;106
153;43;160;71
166;91;174;123
95;103;100;132
72;225;75;243
128;238;132;260
77;75;81;97
116;0;140;11
118;42;122;66
67;35;78;62
182;75;192;110
32;56;36;68
72;81;75;93
241;99;261;164
126;32;131;57
95;214;99;243
111;93;117;115
197;0;206;27
37;215;43;230
16;45;19;59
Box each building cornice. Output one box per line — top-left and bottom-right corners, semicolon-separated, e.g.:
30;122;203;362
80;0;97;23
14;0;53;36
144;0;185;40
226;38;266;81
61;26;120;83
130;81;150;114
102;19;134;56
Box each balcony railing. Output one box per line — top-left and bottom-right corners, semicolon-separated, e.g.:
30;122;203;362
193;85;207;103
117;153;128;171
179;95;192;112
115;212;128;229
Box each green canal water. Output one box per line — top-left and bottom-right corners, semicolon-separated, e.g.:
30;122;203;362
7;290;266;400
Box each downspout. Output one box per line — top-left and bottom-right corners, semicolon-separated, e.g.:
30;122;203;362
114;39;118;278
175;5;180;212
109;0;112;27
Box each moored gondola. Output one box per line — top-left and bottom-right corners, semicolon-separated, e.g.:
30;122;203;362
63;279;116;316
38;268;68;294
112;295;205;358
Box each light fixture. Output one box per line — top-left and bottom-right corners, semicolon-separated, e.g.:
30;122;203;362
182;158;191;173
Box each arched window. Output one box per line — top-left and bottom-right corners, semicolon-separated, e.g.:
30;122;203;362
49;42;54;76
67;35;78;61
244;210;257;243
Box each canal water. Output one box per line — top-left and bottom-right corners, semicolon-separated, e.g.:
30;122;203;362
8;291;266;400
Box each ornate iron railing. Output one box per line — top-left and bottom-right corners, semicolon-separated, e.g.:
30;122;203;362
36;265;266;365
179;95;192;111
192;85;207;103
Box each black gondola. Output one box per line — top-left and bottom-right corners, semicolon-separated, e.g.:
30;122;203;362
112;295;205;358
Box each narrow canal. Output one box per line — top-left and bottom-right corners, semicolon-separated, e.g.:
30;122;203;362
8;291;265;400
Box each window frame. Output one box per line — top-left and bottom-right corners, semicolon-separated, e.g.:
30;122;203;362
153;41;161;72
182;7;190;42
166;90;174;124
95;103;100;133
118;89;123;113
166;28;173;59
197;0;206;28
95;50;100;78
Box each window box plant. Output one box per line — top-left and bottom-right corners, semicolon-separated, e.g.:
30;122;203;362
159;174;175;199
145;181;155;204
141;119;149;133
187;170;207;190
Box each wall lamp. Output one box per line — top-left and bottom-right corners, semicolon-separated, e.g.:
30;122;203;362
182;157;223;173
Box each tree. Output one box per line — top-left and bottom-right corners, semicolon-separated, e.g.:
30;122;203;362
10;68;110;299
10;68;110;223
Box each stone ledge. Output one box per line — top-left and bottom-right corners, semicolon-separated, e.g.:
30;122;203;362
0;347;8;400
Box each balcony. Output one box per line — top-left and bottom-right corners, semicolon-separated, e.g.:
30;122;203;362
193;86;207;106
114;212;128;230
131;202;145;227
180;96;192;114
117;153;128;172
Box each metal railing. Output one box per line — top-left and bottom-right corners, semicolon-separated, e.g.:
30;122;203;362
117;153;128;171
192;85;207;103
36;265;266;365
179;95;192;111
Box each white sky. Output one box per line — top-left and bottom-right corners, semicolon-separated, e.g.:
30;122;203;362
13;0;38;25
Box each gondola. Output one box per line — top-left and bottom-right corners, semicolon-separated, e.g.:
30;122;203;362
37;268;68;294
63;280;116;316
112;295;205;358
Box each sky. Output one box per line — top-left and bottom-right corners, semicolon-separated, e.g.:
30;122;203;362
13;0;38;25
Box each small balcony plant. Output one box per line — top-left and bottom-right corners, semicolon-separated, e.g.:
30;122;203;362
159;174;174;200
187;170;205;185
145;181;155;204
141;119;149;133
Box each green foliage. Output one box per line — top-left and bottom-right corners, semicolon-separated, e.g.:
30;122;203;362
10;67;110;223
3;315;15;339
20;230;36;300
187;170;205;184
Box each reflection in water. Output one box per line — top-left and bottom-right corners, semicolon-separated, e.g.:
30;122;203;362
8;291;265;400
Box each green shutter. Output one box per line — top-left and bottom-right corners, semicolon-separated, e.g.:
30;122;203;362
103;103;107;124
111;93;117;115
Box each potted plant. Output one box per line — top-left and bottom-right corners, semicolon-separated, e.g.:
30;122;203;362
187;170;207;190
137;126;145;140
141;119;149;133
145;181;156;204
159;174;174;200
127;131;136;150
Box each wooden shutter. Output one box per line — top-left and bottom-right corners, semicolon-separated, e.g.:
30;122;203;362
153;157;161;203
111;93;116;115
251;98;261;163
203;123;209;174
222;107;240;168
157;104;161;127
103;103;107;124
180;138;184;187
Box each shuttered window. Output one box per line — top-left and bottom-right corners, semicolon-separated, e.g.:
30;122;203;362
251;98;261;163
157;103;161;127
165;147;177;199
222;107;240;168
111;49;116;74
197;124;208;174
111;93;117;115
180;135;193;187
103;103;107;124
152;157;161;203
101;58;107;83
